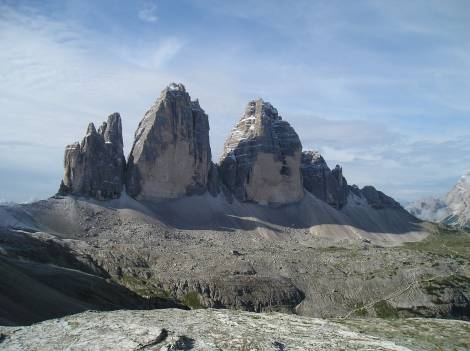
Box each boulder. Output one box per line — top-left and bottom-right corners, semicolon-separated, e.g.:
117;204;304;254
218;99;303;206
126;83;212;201
58;113;125;199
300;150;348;209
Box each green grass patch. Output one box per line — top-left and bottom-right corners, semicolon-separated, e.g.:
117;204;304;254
403;225;470;260
115;274;172;300
336;318;470;351
374;300;398;319
355;308;368;317
352;302;368;317
422;274;470;297
182;291;203;309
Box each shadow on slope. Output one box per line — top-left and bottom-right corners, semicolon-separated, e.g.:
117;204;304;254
142;192;423;236
0;229;183;326
2;191;425;243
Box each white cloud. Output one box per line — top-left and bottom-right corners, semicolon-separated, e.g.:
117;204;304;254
0;4;184;201
138;2;158;23
117;38;185;69
1;1;469;204
319;135;470;202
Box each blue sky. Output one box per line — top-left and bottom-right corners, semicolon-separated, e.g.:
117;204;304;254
1;0;470;203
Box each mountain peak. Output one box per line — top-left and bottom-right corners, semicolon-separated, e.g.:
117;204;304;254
126;83;212;200
219;99;303;206
406;171;470;227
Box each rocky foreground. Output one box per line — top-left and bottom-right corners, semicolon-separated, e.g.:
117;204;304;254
1;309;469;351
1;195;469;326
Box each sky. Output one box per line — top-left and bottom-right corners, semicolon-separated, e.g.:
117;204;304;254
1;0;470;203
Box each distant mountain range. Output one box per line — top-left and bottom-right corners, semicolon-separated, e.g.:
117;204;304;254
406;171;470;228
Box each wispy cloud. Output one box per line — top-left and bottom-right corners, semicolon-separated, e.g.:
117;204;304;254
0;4;183;201
1;1;469;203
138;1;158;23
118;37;185;69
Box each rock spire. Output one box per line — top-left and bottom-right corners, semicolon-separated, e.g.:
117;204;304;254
59;113;126;199
219;99;303;206
126;83;212;201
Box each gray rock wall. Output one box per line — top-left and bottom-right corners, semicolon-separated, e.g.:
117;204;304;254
126;83;212;201
301;150;348;209
59;113;125;199
358;185;401;209
56;83;405;213
219;99;304;206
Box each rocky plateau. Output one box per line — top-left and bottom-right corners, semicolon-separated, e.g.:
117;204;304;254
1;309;469;351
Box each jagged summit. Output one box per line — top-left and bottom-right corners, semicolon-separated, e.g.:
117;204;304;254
98;112;124;150
58;113;126;200
219;99;304;206
445;171;470;226
220;99;299;159
86;122;97;135
301;150;348;209
55;82;408;216
126;83;212;201
300;150;405;211
406;171;470;227
355;185;401;210
167;82;186;92
9;82;446;327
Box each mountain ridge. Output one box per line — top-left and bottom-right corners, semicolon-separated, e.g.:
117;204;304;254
406;171;470;228
58;82;408;217
3;83;468;328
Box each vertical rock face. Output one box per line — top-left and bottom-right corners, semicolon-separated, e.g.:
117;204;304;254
219;99;303;206
443;171;470;227
59;113;126;199
300;150;348;209
329;165;348;208
300;151;329;202
126;83;212;201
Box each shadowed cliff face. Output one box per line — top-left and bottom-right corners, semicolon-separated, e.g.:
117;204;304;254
0;227;183;326
59;113;126;200
55;83;408;216
126;83;212;201
301;150;349;209
219;99;304;206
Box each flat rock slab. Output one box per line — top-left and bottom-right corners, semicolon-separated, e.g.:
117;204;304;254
1;309;468;351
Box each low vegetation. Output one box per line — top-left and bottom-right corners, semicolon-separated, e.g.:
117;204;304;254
403;224;470;260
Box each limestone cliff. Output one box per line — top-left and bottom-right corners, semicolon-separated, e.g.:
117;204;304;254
301;150;348;209
58;113;125;199
406;171;470;227
219;99;303;206
126;83;212;201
